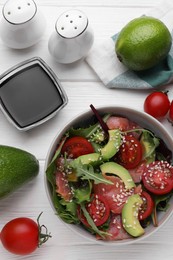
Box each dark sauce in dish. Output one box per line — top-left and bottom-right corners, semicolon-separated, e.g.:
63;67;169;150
0;64;63;128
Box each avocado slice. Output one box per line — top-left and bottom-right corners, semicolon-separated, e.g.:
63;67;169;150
122;194;144;237
69;130;122;167
100;162;135;189
101;129;121;160
140;131;159;163
70;153;101;167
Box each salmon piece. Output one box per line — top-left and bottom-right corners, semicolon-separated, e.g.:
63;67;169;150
97;214;130;241
106;117;130;131
55;157;73;201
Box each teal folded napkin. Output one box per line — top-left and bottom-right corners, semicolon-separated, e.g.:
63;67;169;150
86;0;173;89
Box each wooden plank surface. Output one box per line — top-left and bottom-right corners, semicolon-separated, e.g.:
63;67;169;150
0;0;173;259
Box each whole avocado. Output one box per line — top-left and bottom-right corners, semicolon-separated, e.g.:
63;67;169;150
0;145;39;199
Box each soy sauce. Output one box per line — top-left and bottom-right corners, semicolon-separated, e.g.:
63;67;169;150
0;64;63;128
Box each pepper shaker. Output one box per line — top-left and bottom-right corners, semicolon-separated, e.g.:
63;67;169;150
0;0;46;49
48;9;94;64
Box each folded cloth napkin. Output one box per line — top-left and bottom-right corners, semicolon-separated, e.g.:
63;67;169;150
86;0;173;89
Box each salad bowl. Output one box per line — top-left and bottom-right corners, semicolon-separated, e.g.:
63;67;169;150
44;106;173;245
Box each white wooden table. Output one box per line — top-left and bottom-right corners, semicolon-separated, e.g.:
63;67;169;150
0;0;173;259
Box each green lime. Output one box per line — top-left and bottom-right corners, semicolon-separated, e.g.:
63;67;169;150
115;16;172;71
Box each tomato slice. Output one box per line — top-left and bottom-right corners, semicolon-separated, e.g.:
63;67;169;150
61;136;94;159
139;191;154;220
77;194;110;227
116;135;143;169
142;161;173;195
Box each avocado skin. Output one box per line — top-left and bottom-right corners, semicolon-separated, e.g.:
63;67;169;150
0;145;39;199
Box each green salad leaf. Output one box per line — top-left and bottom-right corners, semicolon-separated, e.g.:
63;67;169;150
60;199;80;223
68;114;110;139
80;203;111;238
151;193;172;227
140;130;160;162
46;135;68;196
72;161;113;185
46;136;80;224
73;180;92;203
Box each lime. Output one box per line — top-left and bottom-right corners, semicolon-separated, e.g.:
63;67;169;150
115;16;172;71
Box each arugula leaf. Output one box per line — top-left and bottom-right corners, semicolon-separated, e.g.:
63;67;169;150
140;130;160;161
45;135;67;211
68;114;110;138
49;136;68;165
90;141;102;153
60;199;80;223
46;135;68;186
45;178;79;224
156;138;173;163
80;203;110;238
46;161;56;188
46;136;80;224
151;193;172;227
73;162;113;185
73;180;92;203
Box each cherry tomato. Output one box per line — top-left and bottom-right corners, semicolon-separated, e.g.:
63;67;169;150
144;91;170;118
139;191;154;220
169;100;173;122
0;213;51;255
77;194;110;227
116;135;143;169
61;136;94;159
142;161;173;195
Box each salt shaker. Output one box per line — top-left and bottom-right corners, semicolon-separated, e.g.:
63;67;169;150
48;9;94;64
0;0;46;49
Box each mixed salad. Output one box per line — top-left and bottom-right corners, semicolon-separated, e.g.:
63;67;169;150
46;107;173;241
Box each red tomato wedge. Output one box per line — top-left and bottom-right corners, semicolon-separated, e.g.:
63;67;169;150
142;161;173;195
77;194;110;227
61;136;94;159
116;135;143;169
139;191;154;220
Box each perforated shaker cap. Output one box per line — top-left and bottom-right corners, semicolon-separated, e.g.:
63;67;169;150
55;9;88;38
3;0;37;24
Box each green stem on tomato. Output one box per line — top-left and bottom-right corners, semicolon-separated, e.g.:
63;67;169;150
37;212;52;247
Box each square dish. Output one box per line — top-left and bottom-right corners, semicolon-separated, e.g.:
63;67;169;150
0;57;68;131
